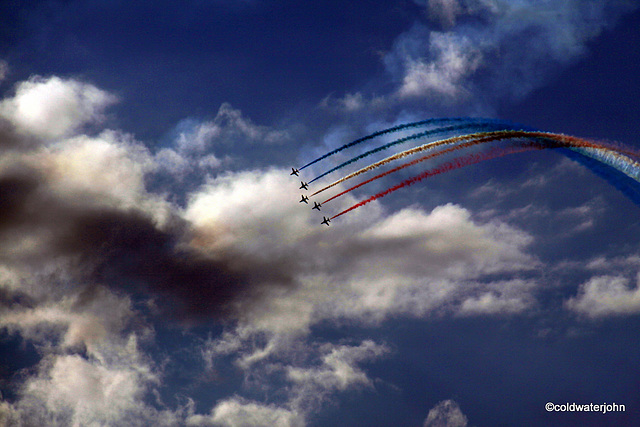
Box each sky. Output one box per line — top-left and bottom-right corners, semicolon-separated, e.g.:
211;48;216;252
1;1;640;426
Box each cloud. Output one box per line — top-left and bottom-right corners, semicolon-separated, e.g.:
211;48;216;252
199;338;389;426
0;132;250;320
185;177;539;425
0;84;281;322
0;279;175;426
0;285;135;354
0;72;582;426
0;60;8;82
187;398;303;427
0;74;541;337
566;274;640;317
381;0;637;107
286;340;389;393
0;76;117;139
392;30;482;100
2;333;185;427
154;103;291;182
425;0;464;28
23;354;148;424
457;279;537;315
185;168;538;335
171;103;290;155
423;399;469;427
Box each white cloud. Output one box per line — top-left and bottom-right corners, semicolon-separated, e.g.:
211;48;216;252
155;103;287;178
155;147;193;176
586;254;640;272
187;398;303;427
382;0;637;105
566;274;640;317
0;285;136;355
25;354;146;423
457;279;536;315
4;328;185;427
0;70;604;427
178;103;290;151
186;166;538;336
423;399;468;427
199;338;389;425
286;340;389;392
0;76;116;139
183;168;331;259
396;31;482;99
40;131;165;213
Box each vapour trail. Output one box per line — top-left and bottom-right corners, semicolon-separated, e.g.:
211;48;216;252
330;132;640;219
313;130;640;199
300;118;528;172
560;147;640;206
330;145;536;220
308;122;528;184
312;130;522;197
320;138;544;205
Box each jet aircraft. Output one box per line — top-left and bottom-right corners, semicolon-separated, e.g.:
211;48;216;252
312;202;321;211
299;181;309;190
290;168;299;176
321;216;331;226
300;195;309;204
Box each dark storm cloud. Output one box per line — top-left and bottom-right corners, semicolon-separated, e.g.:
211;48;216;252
0;73;303;325
0;287;35;311
67;209;298;317
0;172;42;231
57;209;249;319
0;166;293;321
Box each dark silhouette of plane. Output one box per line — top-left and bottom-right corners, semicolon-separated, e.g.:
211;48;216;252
321;216;331;226
300;195;309;204
312;202;321;211
299;181;309;190
291;168;299;176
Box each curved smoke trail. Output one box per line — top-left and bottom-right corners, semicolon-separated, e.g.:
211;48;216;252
313;130;640;200
312;130;527;197
330;145;537;220
321;138;544;205
560;148;640;206
308;122;531;184
300;118;528;172
329;132;640;219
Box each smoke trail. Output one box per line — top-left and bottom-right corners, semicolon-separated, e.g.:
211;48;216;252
330;145;536;220
330;132;640;219
308;122;530;184
560;148;640;206
300;118;528;171
312;130;525;197
321;138;544;205
314;131;640;199
546;136;640;182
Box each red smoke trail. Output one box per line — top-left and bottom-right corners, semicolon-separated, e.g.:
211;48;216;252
311;130;573;199
329;144;543;220
326;131;640;216
321;137;541;205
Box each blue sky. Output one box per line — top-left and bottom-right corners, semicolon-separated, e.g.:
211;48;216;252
1;1;640;426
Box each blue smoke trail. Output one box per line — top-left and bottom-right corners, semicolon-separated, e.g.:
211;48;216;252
559;147;640;206
308;121;533;184
299;117;527;171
